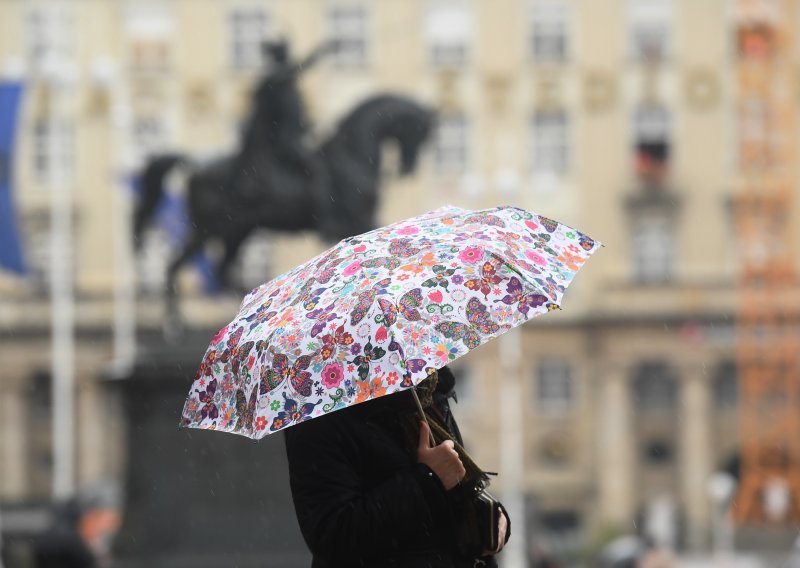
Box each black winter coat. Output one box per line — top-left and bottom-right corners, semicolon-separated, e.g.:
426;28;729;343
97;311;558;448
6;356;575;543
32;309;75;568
285;377;503;568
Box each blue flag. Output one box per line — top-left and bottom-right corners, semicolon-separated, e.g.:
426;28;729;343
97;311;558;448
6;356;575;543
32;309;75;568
0;81;27;275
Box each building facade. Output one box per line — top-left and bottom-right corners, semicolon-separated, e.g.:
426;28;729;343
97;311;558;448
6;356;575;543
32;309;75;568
1;0;799;562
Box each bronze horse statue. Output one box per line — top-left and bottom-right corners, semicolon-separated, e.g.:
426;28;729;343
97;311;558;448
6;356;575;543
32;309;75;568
133;94;435;316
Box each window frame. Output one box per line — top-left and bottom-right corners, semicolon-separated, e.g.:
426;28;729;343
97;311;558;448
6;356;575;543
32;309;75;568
529;1;571;64
26;5;73;72
632;361;679;411
628;0;674;63
433;113;469;175
328;4;370;69
228;7;270;70
125;4;174;73
33;118;74;186
425;2;472;69
630;210;676;284
531;109;570;176
535;359;575;415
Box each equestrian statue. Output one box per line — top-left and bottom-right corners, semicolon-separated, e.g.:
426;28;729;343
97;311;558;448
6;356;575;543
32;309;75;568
132;39;435;321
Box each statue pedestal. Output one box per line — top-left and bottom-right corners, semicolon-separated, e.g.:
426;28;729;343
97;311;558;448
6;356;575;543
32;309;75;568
108;330;310;568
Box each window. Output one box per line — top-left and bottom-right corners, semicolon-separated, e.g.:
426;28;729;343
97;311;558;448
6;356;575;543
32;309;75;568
132;116;168;162
734;3;778;60
426;3;472;68
27;6;73;72
536;360;573;414
713;360;738;409
530;1;570;64
737;98;772;168
632;362;678;410
632;105;671;182
33;119;74;185
643;439;674;464
236;230;275;290
631;210;675;283
532;110;570;175
628;0;673;62
126;5;173;72
433;114;469;174
328;5;369;68
25;220;73;293
229;8;270;70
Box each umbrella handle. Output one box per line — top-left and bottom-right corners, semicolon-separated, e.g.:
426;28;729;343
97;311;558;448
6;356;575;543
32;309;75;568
411;387;436;447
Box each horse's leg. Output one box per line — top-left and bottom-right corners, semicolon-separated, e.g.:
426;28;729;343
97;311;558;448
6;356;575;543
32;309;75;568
163;232;206;339
216;229;252;293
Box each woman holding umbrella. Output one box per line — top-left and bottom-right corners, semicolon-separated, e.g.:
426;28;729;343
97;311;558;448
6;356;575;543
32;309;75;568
180;206;601;566
285;365;509;567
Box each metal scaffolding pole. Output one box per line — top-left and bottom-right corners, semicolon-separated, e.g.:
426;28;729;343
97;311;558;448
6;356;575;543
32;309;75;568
500;330;526;568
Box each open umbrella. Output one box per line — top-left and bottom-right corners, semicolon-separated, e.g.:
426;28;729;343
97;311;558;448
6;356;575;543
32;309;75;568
180;205;601;439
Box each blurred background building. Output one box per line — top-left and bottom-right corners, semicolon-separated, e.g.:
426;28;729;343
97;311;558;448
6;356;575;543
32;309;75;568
1;0;799;566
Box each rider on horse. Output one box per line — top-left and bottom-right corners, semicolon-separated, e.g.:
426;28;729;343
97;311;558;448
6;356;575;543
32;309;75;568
236;38;339;236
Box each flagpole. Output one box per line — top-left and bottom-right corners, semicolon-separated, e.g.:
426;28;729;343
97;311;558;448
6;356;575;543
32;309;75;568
97;56;137;378
45;56;77;500
499;329;526;568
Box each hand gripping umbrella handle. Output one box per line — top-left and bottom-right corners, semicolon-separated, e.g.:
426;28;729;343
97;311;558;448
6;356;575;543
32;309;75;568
411;387;436;447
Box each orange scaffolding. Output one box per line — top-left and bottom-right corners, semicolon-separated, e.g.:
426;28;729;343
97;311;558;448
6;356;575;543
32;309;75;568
732;0;800;524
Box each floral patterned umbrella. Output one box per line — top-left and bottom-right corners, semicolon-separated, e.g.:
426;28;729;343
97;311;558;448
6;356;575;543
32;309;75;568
180;205;601;439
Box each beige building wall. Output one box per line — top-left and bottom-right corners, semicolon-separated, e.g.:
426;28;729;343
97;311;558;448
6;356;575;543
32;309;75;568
1;0;797;556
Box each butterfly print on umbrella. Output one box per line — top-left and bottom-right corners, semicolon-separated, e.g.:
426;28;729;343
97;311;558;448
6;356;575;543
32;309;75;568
269;392;322;432
422;265;458;290
217;326;253;375
534;275;565;302
350;341;387;382
497;277;548;316
290;278;328;310
464;213;507;227
197;350;217;379
196;379;219;421
243;300;277;331
349;277;392;326
319;324;354;360
314;260;343;284
306;303;339;337
361;256;403;271
388;238;422;258
377;288;424;326
234;384;258;435
434;297;501;350
537;215;559;233
579;234;596;251
399;358;437;387
464;262;504;299
261;353;314;397
530;233;558;256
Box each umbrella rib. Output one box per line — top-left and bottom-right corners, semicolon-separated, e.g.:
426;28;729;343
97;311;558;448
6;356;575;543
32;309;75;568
484;251;560;306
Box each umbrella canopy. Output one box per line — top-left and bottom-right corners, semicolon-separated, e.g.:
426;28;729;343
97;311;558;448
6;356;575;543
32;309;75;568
180;205;601;439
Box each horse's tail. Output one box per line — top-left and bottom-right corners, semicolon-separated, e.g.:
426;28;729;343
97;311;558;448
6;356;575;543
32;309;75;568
132;153;187;251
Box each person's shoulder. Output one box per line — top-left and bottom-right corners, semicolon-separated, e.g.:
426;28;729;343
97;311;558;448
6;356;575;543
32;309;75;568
284;405;359;442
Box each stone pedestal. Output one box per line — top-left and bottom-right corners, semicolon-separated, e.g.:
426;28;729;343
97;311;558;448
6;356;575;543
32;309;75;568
108;330;310;568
